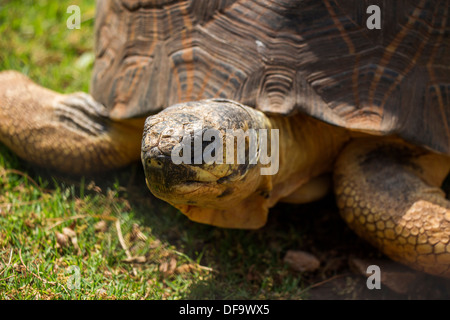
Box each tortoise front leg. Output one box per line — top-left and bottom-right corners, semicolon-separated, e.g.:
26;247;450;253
0;71;143;174
333;138;450;277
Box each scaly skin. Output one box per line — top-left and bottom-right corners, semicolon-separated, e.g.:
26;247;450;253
334;139;450;277
0;71;143;174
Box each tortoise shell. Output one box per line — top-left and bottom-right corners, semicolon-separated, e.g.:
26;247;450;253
91;0;450;155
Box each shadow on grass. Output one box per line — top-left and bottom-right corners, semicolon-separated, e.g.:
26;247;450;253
3;143;450;300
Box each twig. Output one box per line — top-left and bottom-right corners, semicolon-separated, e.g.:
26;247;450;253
0;169;48;193
19;249;54;284
0;249;13;278
0;275;15;282
18;249;70;295
46;214;117;231
298;273;351;295
0;200;45;208
196;265;215;272
115;219;137;277
172;250;214;273
141;288;152;300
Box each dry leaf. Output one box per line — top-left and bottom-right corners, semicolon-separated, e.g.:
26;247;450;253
123;256;146;264
70;236;81;255
62;227;76;238
62;227;81;255
13;263;25;273
68;220;77;230
96;288;107;298
24;218;35;229
159;258;177;275
131;224;148;242
175;264;195;274
168;257;177;273
87;181;102;193
159;261;168;273
283;250;320;272
94;220;108;233
55;232;69;248
149;239;161;249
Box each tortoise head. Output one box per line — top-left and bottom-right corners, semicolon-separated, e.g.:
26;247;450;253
141;99;275;228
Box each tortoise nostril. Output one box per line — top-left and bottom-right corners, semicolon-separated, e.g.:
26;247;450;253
144;147;173;169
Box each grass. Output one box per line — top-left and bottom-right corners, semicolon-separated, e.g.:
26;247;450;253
0;0;317;300
3;0;449;301
0;140;314;299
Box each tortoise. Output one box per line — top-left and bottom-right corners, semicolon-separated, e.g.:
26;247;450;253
0;0;449;278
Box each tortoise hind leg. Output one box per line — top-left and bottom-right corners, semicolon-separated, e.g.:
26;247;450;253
333;138;450;277
0;71;143;174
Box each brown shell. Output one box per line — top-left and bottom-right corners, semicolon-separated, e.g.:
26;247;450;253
91;0;450;155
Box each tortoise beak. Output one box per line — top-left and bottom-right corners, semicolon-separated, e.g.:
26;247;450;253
142;147;218;196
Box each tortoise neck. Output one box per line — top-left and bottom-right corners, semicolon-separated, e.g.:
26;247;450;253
266;113;350;202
